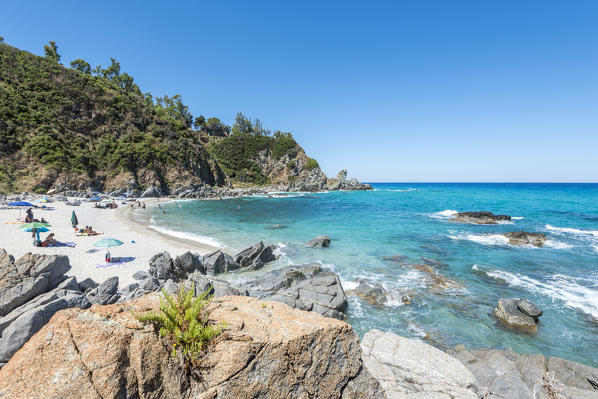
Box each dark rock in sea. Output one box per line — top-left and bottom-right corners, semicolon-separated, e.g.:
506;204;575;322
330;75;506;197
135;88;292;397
305;235;331;248
203;250;238;275
241;263;348;319
420;257;449;268
0;250;71;317
0;276;90;365
348;280;388;306
268;224;287;229
517;298;543;320
382;254;408;262
503;231;548;247
493;298;540;331
132;270;150;281
86;276;120;305
454;211;512;224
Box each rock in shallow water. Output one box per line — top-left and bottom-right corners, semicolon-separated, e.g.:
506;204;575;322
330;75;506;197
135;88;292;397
493;298;541;331
305;235;331;247
503;231;548;247
453;211;511;224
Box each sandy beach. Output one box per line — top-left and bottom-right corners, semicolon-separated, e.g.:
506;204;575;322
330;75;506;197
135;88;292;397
0;198;220;287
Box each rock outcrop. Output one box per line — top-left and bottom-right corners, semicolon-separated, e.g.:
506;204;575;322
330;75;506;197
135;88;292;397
503;231;548;247
0;294;383;399
493;298;542;332
347;280;388;306
453;346;598;399
361;329;479;398
234;241;276;270
0;251;90;366
453;211;511;224
305;235;331;247
241;263;348;319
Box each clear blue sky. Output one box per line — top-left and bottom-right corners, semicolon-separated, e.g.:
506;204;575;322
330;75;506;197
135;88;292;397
3;1;598;182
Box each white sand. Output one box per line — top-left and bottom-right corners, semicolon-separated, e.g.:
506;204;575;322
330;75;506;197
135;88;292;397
0;198;220;286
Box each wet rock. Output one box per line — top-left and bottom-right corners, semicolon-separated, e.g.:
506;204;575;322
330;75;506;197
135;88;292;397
517;298;543;320
305;235;331;248
413;264;462;293
503;231;548;247
348;280;387;306
420;257;448;268
382;254;408;262
454;211;511;224
493;298;540;331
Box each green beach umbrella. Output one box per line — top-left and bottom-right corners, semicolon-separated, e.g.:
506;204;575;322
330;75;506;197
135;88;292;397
92;238;124;247
20;222;51;232
71;211;78;227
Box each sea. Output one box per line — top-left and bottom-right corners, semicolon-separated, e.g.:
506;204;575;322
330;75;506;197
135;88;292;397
134;183;598;367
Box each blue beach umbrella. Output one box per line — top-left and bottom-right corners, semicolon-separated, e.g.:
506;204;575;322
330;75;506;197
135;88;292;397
90;196;101;201
8;201;34;207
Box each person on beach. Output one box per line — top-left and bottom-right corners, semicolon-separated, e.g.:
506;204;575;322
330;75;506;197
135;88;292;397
41;233;58;247
142;202;146;209
25;208;34;223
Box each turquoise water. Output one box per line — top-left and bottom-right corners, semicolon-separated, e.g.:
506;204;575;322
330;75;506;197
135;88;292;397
141;183;598;367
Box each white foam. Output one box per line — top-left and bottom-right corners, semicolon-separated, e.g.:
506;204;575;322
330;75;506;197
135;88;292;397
273;242;288;257
485;269;598;319
341;279;359;290
449;233;510;246
546;224;598;238
431;209;459;219
471;264;479;270
593;245;598;253
386;188;418;192
148;225;224;248
512;217;524;220
544;240;574;250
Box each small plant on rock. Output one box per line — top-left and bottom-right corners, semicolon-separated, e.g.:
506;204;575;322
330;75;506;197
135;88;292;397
135;284;222;363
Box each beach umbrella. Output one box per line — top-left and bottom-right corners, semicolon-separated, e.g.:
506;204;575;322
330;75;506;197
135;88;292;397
92;238;124;247
71;211;78;227
20;222;51;231
8;201;34;207
90;196;101;201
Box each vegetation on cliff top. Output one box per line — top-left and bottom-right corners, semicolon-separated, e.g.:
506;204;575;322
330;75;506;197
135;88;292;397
0;40;317;193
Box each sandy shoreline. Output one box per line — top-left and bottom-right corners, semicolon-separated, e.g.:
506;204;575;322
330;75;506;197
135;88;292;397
0;197;222;286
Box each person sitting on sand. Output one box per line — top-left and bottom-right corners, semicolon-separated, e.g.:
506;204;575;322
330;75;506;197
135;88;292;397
25;208;34;223
41;233;58;247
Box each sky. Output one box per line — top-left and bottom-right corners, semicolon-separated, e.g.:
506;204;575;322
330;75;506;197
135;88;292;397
2;1;598;182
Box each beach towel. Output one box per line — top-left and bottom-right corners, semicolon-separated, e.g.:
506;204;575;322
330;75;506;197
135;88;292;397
96;257;135;268
76;232;104;236
46;242;76;247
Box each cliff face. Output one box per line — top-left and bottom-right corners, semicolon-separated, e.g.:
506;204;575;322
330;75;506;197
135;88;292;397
0;42;368;195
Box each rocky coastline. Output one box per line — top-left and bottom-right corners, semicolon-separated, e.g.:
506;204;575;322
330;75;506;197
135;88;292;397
1;248;597;398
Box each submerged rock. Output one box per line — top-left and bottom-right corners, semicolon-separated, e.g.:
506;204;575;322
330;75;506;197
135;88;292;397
348;280;388;306
453;211;511;224
493;298;541;331
305;235;331;247
503;231;548;247
0;294;383;399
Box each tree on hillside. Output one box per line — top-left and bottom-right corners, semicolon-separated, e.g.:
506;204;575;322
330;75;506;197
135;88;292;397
194;115;206;130
0;37;4;43
232;112;253;135
43;41;60;63
203;117;230;137
92;65;102;76
102;57;121;80
70;59;91;74
253;118;265;135
155;94;193;128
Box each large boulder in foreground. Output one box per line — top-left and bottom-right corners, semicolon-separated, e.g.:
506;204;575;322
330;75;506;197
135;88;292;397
361;329;478;398
0;294;383;399
453;211;511;224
